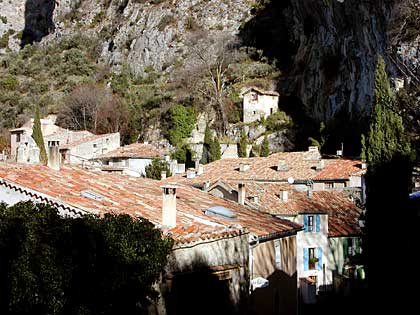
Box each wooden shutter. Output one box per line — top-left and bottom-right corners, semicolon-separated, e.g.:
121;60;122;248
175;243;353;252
317;247;323;270
304;248;309;271
315;214;321;232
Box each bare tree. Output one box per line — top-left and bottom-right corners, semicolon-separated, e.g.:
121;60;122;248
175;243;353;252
57;83;108;133
186;31;245;133
96;95;130;134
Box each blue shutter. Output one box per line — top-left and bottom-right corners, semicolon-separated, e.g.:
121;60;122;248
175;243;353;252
304;248;309;271
304;215;308;232
316;214;321;232
317;247;323;270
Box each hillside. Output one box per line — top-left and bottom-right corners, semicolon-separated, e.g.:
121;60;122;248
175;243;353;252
0;0;418;155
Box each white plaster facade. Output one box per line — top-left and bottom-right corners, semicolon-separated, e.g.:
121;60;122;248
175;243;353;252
294;214;331;292
241;87;279;124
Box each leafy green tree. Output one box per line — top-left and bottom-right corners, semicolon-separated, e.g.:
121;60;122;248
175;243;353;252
0;201;173;315
260;136;270;157
238;128;248;158
32;105;48;164
145;157;172;180
164;105;196;145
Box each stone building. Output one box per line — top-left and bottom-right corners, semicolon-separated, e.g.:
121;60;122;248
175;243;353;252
241;87;280;124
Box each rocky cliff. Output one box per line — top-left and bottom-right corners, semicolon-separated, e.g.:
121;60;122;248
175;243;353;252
0;0;417;152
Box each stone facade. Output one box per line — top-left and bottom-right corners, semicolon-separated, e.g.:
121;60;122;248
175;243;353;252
241;87;279;124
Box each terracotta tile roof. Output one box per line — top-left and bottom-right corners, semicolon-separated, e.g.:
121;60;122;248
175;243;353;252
60;133;117;149
172;151;364;185
240;87;280;96
96;143;165;160
314;159;365;180
220;181;362;237
0;163;300;246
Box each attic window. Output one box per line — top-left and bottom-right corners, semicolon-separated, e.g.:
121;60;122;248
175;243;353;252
81;190;105;201
205;206;237;220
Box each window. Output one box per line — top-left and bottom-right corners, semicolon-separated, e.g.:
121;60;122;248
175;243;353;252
325;182;334;189
348;238;356;256
304;214;320;232
307;215;314;232
251;92;258;101
16;133;21;142
270;108;273;114
253;111;256;115
304;247;323;271
308;248;316;269
93;143;97;148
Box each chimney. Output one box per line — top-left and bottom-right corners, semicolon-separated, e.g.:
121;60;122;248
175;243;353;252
197;164;204;176
203;181;210;191
239;163;250;172
162;185;177;228
277;159;288;171
195;159;200;172
307;186;313;198
308;146;319;152
47;140;60;171
279;190;288;201
336;150;343;157
161;171;167;180
252;196;259;204
361;162;367;169
186;168;196;179
238;183;246;205
316;160;325;171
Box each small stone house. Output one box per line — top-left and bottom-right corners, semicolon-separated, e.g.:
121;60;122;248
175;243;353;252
92;142;168;177
240;87;279;124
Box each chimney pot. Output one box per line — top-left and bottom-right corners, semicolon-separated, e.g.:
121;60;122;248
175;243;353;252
161;171;167;180
279;190;288;201
239;163;250;172
162;184;177;228
186;168;196;179
238;183;246;205
316;160;325;171
47;140;60;171
277;159;288;171
307;187;313;198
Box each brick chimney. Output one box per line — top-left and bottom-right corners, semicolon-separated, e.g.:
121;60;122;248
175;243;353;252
47;140;60;171
162;185;177;228
238;183;246;205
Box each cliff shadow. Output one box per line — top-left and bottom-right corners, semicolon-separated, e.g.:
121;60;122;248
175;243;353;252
21;0;56;47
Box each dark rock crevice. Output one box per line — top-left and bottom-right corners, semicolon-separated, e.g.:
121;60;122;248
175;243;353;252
21;0;56;47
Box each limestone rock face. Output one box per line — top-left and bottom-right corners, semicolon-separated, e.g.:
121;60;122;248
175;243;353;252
0;0;417;149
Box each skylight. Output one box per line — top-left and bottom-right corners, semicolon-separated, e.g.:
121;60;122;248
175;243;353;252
205;206;237;220
80;190;105;201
